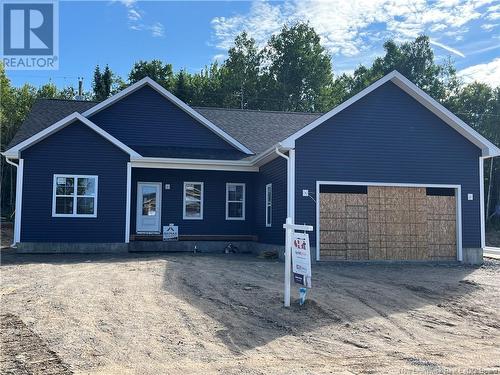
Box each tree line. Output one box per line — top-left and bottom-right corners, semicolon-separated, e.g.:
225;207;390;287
1;23;499;227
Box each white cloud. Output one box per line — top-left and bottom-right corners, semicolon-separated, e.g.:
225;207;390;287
149;22;165;38
210;0;493;59
429;39;465;57
212;54;227;63
459;57;500;86
115;0;165;38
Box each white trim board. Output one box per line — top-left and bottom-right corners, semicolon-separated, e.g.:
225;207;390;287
14;159;24;244
131;158;259;172
280;71;500;158
315;181;463;262
3;112;141;159
81;77;253;155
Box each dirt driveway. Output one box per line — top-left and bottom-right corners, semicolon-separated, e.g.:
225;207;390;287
1;252;499;374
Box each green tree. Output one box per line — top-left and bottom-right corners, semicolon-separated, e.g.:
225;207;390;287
128;59;174;90
92;65;103;100
173;69;192;103
221;32;261;109
261;23;333;112
92;64;113;101
343;36;458;101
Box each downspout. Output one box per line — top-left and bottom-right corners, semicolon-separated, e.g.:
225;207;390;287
275;146;295;222
4;157;19;247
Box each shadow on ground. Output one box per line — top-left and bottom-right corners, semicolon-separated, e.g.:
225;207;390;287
159;253;483;354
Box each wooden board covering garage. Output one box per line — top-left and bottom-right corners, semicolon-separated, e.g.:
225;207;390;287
319;186;456;261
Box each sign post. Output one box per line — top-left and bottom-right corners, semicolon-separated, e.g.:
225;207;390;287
282;218;313;307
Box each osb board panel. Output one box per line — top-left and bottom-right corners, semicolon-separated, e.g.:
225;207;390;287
426;195;456;260
319;193;368;260
320;187;457;261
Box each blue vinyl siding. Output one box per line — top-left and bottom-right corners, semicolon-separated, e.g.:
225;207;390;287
255;157;287;245
131;168;256;236
20;121;129;242
89;85;240;153
295;81;482;248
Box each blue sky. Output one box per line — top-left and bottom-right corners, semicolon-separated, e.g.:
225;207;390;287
6;0;500;90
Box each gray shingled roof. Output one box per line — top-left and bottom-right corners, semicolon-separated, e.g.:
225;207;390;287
194;107;322;153
7;99;323;157
7;99;97;149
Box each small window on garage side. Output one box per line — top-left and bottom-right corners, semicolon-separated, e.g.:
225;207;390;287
183;182;203;220
265;183;272;227
226;183;245;220
53;175;98;217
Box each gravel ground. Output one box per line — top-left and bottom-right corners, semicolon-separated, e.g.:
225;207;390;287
1;251;499;374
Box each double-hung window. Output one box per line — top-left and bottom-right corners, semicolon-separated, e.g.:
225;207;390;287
265;183;272;227
183;182;203;219
226;183;245;220
53;175;98;217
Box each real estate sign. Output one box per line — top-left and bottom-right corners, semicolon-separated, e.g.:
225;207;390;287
291;232;312;288
163;224;178;241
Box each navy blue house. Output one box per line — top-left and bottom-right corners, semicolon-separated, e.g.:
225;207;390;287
4;71;499;263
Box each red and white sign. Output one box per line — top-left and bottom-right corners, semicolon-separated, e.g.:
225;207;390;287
291;233;312;288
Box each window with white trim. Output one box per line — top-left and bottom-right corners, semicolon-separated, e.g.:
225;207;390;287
226;183;245;220
53;175;98;217
265;183;272;227
183;182;203;219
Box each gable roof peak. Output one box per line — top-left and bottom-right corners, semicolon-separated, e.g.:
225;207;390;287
279;71;500;157
81;76;254;155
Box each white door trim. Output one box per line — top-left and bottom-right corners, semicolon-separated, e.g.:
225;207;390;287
136;181;162;233
315;181;462;262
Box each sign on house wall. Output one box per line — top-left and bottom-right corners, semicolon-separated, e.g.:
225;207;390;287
291;233;312;288
163;224;178;241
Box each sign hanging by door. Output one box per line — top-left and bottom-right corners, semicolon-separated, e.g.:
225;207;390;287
163;224;178;241
291;232;312;288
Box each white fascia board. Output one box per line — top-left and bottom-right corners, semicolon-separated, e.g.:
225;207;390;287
250;143;294;167
3;112;141;159
279;70;500;157
279;72;396;148
131;157;259;172
390;72;500;157
82;77;254;155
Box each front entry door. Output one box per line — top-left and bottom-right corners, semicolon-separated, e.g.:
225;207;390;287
136;182;162;233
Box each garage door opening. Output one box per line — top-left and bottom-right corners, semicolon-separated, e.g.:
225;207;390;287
317;183;459;261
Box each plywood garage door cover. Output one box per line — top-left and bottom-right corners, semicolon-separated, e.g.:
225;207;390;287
319;186;456;261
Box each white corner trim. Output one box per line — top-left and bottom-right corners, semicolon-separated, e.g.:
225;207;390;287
279;71;500;157
14;159;24;244
479;157;486;249
315;181;463;262
3;112;141;158
81;77;254;155
125;162;132;243
225;183;246;220
183;181;204;220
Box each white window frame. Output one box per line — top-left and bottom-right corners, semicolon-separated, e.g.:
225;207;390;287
183;182;204;220
265;183;272;227
52;174;98;218
225;183;246;220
